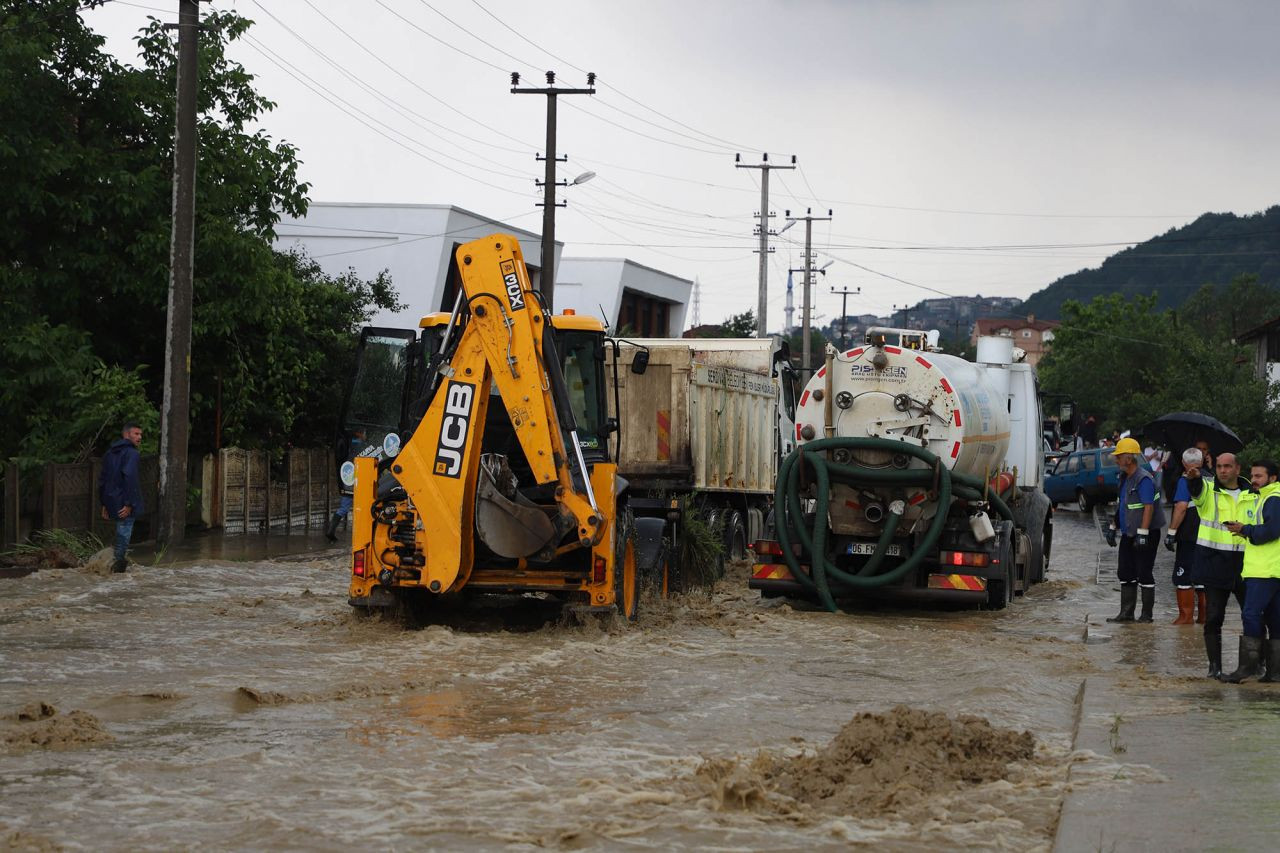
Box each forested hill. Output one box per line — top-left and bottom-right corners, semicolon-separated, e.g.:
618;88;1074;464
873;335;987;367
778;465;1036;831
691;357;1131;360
1019;206;1280;320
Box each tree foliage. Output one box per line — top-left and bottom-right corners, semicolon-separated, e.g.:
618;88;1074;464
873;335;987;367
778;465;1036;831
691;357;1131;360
686;309;757;339
1038;277;1280;461
0;1;400;465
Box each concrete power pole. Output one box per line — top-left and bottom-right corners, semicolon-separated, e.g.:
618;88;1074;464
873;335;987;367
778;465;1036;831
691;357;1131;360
735;154;795;337
512;71;595;311
832;285;861;349
156;0;199;548
786;208;832;380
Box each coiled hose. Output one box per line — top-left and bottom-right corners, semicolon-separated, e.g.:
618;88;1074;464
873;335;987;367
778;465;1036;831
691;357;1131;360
774;437;1015;612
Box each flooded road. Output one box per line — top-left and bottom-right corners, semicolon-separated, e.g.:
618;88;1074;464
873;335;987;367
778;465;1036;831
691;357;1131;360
2;509;1277;850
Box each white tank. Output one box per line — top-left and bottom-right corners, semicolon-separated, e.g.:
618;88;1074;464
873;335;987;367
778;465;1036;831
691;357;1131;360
794;340;1011;531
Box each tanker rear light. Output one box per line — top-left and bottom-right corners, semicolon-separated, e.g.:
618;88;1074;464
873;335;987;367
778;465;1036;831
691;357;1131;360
940;550;990;568
752;539;782;556
593;555;607;584
352;550;366;577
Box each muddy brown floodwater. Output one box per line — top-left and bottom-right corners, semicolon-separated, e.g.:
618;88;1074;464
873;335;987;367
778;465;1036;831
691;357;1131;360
2;509;1276;850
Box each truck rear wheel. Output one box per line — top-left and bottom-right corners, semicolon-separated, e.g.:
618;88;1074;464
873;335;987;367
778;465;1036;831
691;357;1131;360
722;510;747;562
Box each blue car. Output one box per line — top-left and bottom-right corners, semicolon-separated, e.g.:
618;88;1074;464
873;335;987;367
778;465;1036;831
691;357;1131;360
1044;448;1120;511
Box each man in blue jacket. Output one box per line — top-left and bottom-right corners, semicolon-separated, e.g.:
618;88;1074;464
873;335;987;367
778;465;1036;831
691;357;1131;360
98;422;144;573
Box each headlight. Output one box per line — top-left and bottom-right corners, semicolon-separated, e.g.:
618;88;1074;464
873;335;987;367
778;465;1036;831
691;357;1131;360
383;432;402;458
340;461;356;487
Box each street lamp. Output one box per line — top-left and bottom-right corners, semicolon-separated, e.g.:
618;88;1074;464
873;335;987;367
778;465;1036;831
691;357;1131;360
572;171;596;185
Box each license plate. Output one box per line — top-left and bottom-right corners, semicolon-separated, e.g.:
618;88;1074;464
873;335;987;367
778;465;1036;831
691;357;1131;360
847;542;902;556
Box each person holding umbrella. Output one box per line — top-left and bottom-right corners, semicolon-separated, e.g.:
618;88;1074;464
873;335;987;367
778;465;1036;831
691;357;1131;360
1184;451;1257;679
1166;440;1213;624
1105;437;1166;624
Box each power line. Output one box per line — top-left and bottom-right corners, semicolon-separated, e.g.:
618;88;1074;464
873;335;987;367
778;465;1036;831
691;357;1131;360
466;0;758;152
298;0;535;153
238;34;531;195
299;211;540;259
252;1;532;161
373;0;509;73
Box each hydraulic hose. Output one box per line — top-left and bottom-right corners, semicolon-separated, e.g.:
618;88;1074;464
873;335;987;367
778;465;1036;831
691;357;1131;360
773;437;1014;613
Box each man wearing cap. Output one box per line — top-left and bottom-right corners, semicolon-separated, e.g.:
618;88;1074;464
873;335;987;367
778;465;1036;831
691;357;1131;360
1105;437;1166;623
1184;451;1256;678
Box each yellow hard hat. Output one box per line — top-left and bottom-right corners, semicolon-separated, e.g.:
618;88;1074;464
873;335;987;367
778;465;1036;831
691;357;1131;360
1112;437;1142;455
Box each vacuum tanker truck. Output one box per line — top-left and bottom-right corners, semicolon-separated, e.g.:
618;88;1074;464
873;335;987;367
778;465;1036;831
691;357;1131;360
749;327;1052;611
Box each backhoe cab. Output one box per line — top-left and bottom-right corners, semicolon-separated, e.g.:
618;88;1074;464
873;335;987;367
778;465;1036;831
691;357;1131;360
338;234;640;618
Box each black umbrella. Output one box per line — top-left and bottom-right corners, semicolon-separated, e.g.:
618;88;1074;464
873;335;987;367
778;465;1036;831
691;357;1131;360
1140;411;1243;455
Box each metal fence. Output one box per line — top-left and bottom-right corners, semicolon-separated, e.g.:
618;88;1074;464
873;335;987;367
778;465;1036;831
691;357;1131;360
2;447;337;546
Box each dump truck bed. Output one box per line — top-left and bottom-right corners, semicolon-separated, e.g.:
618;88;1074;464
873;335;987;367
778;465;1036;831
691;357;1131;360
609;339;783;495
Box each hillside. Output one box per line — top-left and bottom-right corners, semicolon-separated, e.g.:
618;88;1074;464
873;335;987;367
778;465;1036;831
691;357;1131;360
1019;206;1280;320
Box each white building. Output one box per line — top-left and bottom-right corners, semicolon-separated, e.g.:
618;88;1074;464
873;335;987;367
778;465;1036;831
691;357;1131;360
274;203;689;334
556;257;690;337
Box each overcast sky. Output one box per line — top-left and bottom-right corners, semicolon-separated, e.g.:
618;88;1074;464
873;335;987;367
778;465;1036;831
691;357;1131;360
85;0;1280;332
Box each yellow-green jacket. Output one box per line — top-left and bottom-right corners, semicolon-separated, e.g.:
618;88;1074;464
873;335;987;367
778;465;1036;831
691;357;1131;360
1242;481;1280;580
1189;475;1256;589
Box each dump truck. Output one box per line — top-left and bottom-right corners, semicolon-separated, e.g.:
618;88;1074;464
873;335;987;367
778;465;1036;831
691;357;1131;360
749;328;1053;610
338;234;647;618
609;338;798;589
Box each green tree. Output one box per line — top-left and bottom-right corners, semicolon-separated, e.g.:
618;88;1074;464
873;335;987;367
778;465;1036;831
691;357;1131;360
1038;289;1279;452
0;2;399;463
686;309;757;338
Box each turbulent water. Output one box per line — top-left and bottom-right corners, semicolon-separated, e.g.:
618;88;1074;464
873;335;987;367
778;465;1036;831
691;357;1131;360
0;511;1218;850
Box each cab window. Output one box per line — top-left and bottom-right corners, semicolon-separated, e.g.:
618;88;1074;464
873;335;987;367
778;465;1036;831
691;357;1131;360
557;330;608;460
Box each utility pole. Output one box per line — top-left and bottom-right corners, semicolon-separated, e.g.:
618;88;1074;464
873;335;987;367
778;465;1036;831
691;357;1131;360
832;285;861;349
512;71;595;311
785;207;832;380
894;303;912;328
156;0;199;548
735;153;795;337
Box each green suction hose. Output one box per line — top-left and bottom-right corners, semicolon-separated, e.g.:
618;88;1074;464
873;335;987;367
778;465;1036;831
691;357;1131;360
773;436;1014;613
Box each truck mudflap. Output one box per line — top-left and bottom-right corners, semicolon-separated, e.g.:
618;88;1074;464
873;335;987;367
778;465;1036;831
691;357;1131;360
750;561;990;605
348;587;397;609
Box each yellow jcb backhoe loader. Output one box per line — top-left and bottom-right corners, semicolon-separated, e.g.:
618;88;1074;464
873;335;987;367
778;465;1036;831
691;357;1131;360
339;234;645;618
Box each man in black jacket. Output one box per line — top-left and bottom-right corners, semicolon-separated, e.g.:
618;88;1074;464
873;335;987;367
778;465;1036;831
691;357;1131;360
98;422;144;573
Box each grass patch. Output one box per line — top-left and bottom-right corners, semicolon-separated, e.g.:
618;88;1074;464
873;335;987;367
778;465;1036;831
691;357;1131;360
676;496;726;590
2;528;104;567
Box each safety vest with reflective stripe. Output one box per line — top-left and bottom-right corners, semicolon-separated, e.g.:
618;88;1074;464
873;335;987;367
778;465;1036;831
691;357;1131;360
1119;464;1165;535
1242;482;1280;580
1191;477;1256;553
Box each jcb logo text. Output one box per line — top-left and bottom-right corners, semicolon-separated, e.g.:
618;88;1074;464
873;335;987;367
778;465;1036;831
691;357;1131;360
434;381;475;477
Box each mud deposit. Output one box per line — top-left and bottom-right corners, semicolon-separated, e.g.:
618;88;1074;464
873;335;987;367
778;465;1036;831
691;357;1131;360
2;703;112;749
0;513;1177;850
696;706;1037;816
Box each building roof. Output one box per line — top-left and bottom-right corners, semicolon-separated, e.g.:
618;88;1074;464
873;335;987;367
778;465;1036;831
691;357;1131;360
1236;315;1280;342
974;315;1061;335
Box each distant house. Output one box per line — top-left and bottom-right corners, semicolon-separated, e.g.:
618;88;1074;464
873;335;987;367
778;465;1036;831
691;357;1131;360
970;315;1060;366
1236;316;1280;386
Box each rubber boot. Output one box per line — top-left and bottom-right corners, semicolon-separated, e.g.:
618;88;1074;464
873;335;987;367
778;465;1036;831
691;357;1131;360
1260;639;1280;683
1171;588;1195;624
1196;590;1207;624
1136;586;1155;623
324;513;341;543
1106;584;1137;623
1222;635;1264;683
1205;632;1223;679
111;557;128;574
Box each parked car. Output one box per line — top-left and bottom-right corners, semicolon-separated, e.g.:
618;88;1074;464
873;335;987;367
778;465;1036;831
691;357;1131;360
1044;447;1120;511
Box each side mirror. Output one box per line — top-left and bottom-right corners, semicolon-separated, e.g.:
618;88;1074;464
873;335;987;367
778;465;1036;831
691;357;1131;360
630;350;649;374
605;417;619;435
